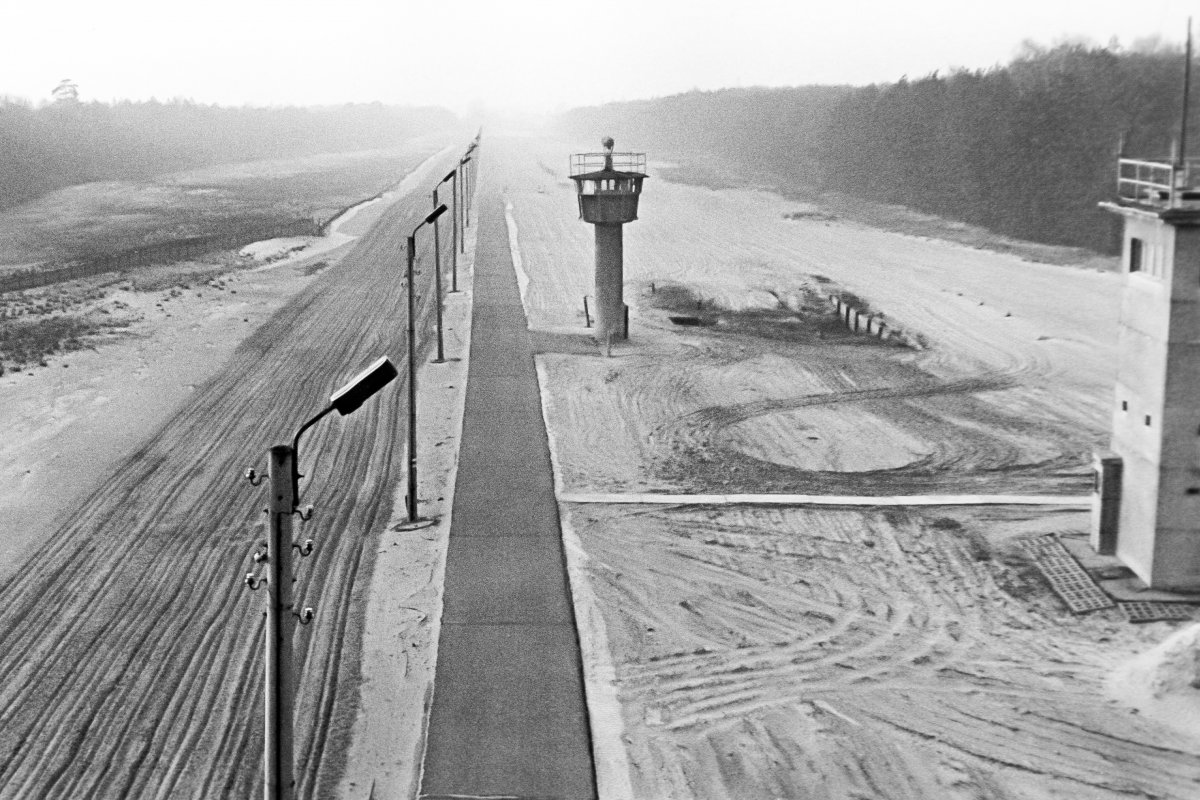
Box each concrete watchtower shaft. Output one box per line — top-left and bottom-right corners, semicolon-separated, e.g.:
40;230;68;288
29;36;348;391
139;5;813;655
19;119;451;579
1099;157;1200;590
570;137;647;341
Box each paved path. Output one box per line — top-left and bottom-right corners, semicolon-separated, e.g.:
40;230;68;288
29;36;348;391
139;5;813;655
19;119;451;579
418;193;597;799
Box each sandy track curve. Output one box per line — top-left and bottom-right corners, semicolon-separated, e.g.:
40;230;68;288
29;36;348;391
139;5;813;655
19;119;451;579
496;134;1200;800
0;147;465;799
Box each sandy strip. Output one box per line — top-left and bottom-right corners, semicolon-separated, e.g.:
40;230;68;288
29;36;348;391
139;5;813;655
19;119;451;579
0;173;439;587
335;151;478;800
557;492;1092;507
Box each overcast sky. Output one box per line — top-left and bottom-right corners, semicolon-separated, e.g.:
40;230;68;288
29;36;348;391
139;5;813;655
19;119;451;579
1;0;1195;114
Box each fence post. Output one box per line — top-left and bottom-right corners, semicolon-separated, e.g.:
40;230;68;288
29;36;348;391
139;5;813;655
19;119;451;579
263;445;298;800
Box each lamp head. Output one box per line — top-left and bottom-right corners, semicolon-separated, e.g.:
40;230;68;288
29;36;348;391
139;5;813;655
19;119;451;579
330;356;398;415
425;204;448;225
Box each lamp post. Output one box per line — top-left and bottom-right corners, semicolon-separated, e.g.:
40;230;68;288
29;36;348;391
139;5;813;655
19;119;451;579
463;143;477;230
405;203;448;522
442;167;461;292
432;170;456;361
244;356;398;800
457;155;472;258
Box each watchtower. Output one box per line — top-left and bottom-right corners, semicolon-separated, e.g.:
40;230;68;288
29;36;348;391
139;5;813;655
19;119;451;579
1098;156;1200;590
570;137;647;341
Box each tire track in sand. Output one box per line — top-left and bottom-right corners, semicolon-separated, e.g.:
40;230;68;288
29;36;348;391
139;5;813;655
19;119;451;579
0;145;467;799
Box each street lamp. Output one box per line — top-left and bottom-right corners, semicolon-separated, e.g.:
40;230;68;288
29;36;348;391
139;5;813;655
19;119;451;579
457;155;472;258
404;203;448;522
244;356;398;800
432;172;456;362
463;143;477;230
441;167;461;292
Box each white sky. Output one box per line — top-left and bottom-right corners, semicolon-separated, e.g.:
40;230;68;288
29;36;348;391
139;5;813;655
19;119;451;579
0;0;1195;114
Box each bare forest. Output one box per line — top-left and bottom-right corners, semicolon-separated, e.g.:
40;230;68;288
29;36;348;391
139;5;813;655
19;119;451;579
558;40;1193;253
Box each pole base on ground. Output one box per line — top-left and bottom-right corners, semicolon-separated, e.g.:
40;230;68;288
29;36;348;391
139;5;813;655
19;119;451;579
392;517;437;532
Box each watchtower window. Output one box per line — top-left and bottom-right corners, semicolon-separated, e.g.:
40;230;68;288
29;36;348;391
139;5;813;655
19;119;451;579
1129;237;1143;272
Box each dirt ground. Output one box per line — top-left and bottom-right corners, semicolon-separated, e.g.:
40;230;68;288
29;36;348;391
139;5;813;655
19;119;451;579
492;135;1200;799
3;131;1200;800
0;144;467;799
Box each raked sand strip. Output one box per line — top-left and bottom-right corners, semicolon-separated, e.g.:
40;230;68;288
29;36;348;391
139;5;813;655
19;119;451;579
558;492;1092;507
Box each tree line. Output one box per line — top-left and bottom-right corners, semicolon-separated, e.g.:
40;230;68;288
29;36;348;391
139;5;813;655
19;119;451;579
557;40;1194;253
0;99;458;211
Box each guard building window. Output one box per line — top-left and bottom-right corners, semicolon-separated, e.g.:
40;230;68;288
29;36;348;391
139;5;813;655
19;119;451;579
1129;238;1143;272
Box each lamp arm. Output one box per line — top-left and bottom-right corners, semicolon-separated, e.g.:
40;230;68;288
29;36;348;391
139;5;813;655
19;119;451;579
291;404;337;506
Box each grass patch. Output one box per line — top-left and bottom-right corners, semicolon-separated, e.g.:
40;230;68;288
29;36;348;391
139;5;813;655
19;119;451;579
0;282;141;370
123;260;240;293
0;313;129;371
647;280;898;346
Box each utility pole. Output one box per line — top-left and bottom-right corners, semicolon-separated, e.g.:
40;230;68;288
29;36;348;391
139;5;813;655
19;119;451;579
462;157;471;230
264;445;298;800
405;206;448;521
247;446;312;800
458;155;472;257
244;357;397;800
449;168;460;291
431;186;446;363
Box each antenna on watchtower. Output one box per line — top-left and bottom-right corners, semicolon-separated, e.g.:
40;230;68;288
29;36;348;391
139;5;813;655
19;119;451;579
1179;17;1193;168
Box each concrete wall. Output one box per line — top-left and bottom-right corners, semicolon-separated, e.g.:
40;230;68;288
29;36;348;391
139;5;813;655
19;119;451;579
1110;207;1200;590
1152;224;1200;589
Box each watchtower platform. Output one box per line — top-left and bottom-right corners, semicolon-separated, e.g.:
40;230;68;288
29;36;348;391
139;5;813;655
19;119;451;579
569;151;647;225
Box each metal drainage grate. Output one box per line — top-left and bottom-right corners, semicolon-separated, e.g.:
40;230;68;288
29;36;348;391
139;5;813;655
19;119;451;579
1121;601;1196;624
1023;537;1115;614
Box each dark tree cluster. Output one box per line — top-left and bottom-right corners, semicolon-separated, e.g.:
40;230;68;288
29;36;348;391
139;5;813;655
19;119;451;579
558;85;852;187
557;41;1194;253
0;99;458;210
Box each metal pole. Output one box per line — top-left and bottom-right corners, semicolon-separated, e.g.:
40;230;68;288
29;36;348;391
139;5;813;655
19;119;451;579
1181;18;1193;169
458;166;466;255
463;159;471;229
266;445;297;800
432;188;446;363
450;170;459;290
406;235;419;522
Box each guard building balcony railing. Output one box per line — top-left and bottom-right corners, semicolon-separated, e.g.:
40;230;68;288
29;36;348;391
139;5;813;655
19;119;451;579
569;151;647;224
570;152;647;177
1117;157;1200;209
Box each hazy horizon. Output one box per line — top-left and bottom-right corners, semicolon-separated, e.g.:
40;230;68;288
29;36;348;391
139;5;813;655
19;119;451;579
2;0;1197;116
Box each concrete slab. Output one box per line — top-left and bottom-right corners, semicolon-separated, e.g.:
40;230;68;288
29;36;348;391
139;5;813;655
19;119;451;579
421;624;597;798
1099;576;1200;603
441;536;576;625
419;186;597;799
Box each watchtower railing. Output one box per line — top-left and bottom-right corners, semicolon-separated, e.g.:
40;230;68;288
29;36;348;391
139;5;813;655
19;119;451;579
570;152;646;177
1117;157;1200;208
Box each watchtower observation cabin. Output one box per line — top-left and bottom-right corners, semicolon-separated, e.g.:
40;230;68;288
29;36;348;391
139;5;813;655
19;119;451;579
1098;155;1200;590
570;139;647;341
